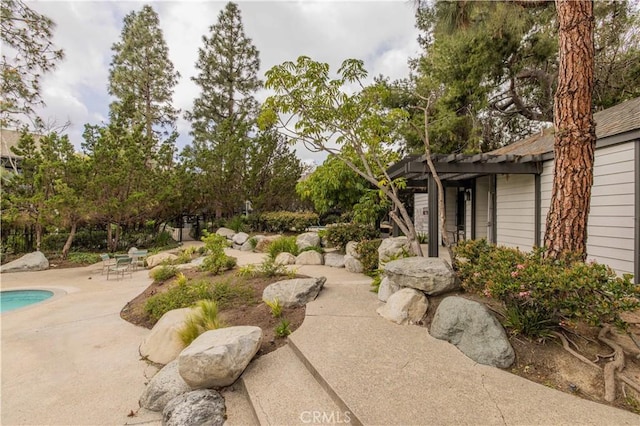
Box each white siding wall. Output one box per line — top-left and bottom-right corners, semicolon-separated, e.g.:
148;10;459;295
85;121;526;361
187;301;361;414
465;191;472;240
496;174;536;250
539;160;554;242
475;176;490;239
414;193;429;234
445;187;457;242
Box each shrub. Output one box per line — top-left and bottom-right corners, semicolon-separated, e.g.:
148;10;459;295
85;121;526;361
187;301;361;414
179;300;225;346
258;256;289;278
67;252;101;265
150;265;178;282
209;279;255;309
264;298;283;318
260;211;319;233
267;236;299;259
236;264;257;277
226;215;248;233
300;245;324;254
144;280;213;321
200;232;237;275
275;319;291;337
324;223;378;250
370;270;383;293
355;238;382;276
454;239;640;336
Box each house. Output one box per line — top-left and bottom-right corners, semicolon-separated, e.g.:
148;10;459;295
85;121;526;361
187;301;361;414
1;128;41;174
388;97;640;283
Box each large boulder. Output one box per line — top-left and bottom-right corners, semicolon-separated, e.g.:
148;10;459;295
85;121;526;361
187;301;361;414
384;257;457;296
262;277;326;308
430;297;515;368
232;232;249;245
240;240;254;252
378;237;411;268
140;308;194;365
377;277;401;302
324;252;345;268
377;288;428;325
274;252;296;266
296;232;320;251
0;251;49;273
295;250;323;265
254;235;281;253
162;389;226;426
139;360;191;412
344;255;363;274
216;227;236;239
146;253;178;269
178;326;262;389
345;241;359;259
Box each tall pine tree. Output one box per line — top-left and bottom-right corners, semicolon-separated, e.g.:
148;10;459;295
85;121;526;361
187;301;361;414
108;4;180;151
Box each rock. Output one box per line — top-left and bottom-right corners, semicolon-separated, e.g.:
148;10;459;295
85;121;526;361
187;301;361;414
232;232;249;245
430;297;515;368
378;237;411;268
377;277;401;302
345;241;359;258
232;244;242;250
274;252;296;266
139;360;191;412
344;255;363;274
384;257;457;296
262;277;326;308
0;251;49;273
324;252;345;268
295;250;323;265
255;235;281;252
146;253;179;268
296;232;320;251
377;288;428;325
162;389;225;426
178;326;262;388
240;240;254;252
140;308;194;365
216;227;235;239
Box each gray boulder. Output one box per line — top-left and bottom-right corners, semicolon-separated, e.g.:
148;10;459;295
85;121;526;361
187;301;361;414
162;389;225;426
240;240;254;252
377;288;428;325
178;326;262;389
384;257;457;296
215;227;235;239
324;252;345;268
344;255;363;274
430;297;515;368
0;251;49;273
377;277;401;302
262;277;326;308
146;253;178;268
295;250;323;265
274;252;296;266
140;308;194;365
296;232;320;251
139;360;191;412
232;232;249;245
345;241;360;259
378;237;411;268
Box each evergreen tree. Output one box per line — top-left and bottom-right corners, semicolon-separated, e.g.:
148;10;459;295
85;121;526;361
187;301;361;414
108;4;180;149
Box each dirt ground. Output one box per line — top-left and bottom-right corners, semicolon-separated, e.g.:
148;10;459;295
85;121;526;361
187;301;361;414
120;268;305;357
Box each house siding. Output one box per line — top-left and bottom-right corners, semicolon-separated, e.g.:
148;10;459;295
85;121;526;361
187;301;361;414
496;174;536;250
445;187;457;242
475;176;490;240
414;193;429;234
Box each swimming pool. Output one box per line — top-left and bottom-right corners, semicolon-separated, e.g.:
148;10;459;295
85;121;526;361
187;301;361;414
0;290;54;313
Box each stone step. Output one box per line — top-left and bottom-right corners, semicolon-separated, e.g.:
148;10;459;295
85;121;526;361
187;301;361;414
241;344;353;425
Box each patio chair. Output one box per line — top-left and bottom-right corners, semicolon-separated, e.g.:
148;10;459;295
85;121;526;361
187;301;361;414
100;254;115;275
130;250;148;271
106;256;133;280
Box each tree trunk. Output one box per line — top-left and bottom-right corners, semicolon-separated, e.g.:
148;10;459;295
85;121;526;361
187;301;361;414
543;0;595;260
35;223;43;251
107;223;114;252
61;222;77;260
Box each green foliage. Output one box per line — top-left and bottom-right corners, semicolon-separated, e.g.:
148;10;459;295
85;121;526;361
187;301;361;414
370;271;383;293
179;300;225;345
417;233;429;244
248;237;258;249
66;252;101;265
324;223;379;251
144;279;213;321
258;256;289;278
267;236;299;259
259;211;319;233
226;215;248;233
275;318;291;337
150;265;178;282
300;245;324;254
454;239;640;336
209;279;255;309
200;232;237;275
264;298;283;318
236;264;256;277
503;304;556;339
355;239;383;276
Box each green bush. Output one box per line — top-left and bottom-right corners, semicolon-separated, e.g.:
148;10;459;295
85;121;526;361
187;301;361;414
355;238;382;276
209;279;255;309
144;280;213;321
275;319;291;337
150;265;178;282
67;252;102;265
454;239;640;336
324;223;378;250
226;215;248;233
300;245;324;254
258;256;289;278
178;300;225;345
267;236;299;259
200;232;237;274
260;211;319;233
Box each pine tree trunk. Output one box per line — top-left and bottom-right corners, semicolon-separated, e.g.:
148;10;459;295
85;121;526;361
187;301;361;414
35;223;43;251
543;0;595;260
61;222;77;260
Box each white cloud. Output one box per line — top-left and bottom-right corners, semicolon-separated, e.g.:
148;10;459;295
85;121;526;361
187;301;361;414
23;0;421;163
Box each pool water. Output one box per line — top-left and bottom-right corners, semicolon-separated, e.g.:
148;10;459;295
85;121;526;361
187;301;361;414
0;290;54;313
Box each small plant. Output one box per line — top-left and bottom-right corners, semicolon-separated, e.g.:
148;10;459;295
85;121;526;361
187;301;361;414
275;318;291;337
236;264;256;277
264;298;283;318
248;237;258;249
226;215;248;233
200;232;237;275
267;235;299;259
503;304;555;339
174;272;187;286
300;245;324;254
258;256;288;277
355;238;382;276
178;300;225;345
144;280;213;320
150;265;178;282
174;250;193;264
369;271;383;293
417;233;429;244
210;279;255;309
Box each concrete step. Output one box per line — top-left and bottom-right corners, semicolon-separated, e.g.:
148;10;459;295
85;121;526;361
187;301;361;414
241;344;353;425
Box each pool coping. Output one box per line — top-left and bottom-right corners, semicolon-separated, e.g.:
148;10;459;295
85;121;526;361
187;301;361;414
0;286;68;314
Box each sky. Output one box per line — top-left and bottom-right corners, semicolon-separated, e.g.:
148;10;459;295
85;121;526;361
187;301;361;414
27;0;422;164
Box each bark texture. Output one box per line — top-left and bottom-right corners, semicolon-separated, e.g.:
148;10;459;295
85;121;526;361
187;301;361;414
543;0;596;259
